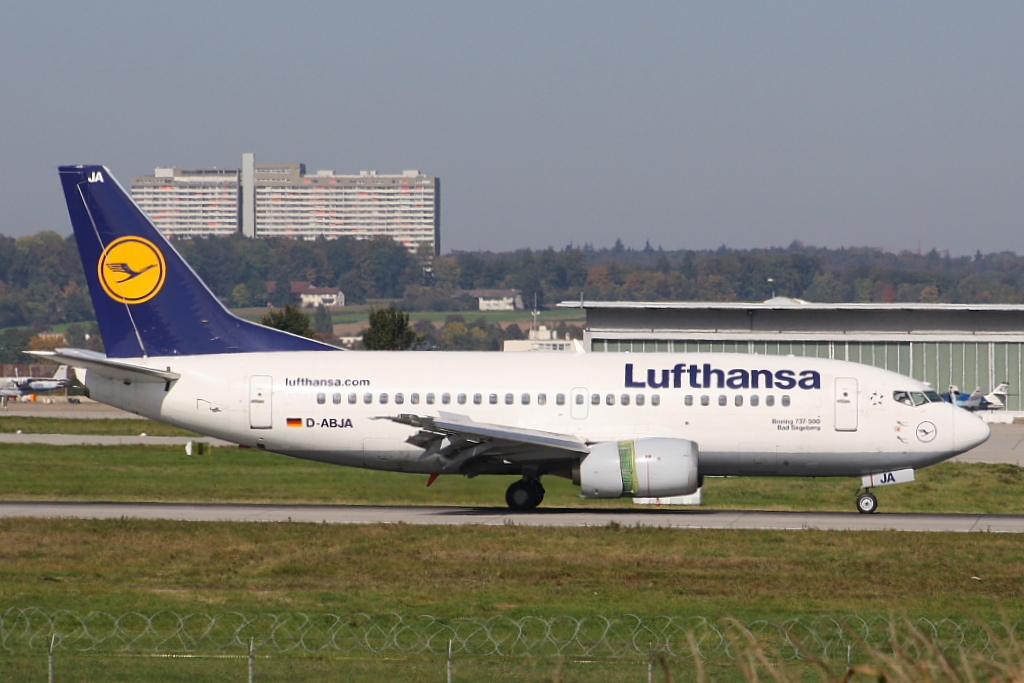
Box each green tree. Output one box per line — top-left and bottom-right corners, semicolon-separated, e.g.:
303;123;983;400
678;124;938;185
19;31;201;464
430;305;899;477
231;283;253;308
313;304;333;335
363;306;421;350
259;304;316;339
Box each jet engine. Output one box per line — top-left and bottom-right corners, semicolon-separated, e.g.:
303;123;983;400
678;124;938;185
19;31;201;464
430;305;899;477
577;437;699;499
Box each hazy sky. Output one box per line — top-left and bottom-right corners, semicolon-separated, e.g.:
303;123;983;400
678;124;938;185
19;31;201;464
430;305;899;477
2;1;1023;255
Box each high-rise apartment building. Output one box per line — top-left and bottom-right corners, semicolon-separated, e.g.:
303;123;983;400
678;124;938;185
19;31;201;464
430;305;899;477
131;154;440;254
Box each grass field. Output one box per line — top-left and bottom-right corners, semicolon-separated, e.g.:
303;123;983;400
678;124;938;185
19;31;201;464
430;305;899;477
0;417;199;437
2;518;1022;621
1;443;1022;514
2;443;1023;681
231;304;587;327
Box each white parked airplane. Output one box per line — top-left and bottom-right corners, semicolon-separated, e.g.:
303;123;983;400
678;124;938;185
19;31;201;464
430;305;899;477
0;365;71;403
41;165;991;514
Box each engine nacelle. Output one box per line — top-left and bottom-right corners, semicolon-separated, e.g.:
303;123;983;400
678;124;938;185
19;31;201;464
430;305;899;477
578;437;699;499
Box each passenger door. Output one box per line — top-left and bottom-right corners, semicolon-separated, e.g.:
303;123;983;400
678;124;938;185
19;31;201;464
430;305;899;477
249;375;273;429
834;377;858;432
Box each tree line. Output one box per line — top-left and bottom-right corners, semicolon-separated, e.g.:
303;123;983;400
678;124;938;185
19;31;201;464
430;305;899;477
3;230;1024;357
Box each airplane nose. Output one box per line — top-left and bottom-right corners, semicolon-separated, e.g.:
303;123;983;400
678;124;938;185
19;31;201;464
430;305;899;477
952;408;990;453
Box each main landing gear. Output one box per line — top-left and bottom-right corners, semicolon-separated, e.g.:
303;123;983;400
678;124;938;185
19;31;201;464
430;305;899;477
506;478;545;511
856;488;878;514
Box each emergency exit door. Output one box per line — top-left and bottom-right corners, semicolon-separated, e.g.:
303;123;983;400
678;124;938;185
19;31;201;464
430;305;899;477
249;375;273;429
834;377;858;432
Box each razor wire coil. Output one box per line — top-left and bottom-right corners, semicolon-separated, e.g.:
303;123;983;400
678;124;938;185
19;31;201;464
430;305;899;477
2;608;1021;661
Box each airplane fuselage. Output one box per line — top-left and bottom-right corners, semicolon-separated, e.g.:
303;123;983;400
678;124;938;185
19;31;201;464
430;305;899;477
82;351;987;479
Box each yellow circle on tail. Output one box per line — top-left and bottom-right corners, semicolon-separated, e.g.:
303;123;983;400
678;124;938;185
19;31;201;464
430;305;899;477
98;236;167;304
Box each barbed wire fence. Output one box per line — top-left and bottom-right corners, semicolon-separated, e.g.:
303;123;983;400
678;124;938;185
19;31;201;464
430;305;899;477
3;608;1023;664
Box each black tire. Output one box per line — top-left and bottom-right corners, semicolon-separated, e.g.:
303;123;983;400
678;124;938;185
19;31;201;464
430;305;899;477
506;480;542;511
527;479;546;507
857;492;878;514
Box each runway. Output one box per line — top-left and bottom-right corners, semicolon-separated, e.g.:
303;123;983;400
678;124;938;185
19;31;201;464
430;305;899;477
1;501;1022;533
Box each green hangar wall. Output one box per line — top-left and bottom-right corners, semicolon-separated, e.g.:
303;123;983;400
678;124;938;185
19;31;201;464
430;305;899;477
562;299;1024;411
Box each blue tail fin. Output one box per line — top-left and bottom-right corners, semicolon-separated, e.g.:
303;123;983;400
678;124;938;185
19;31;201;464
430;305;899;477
59;165;336;358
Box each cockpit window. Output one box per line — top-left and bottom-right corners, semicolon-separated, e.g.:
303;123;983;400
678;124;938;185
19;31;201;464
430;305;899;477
910;391;928;407
893;391;912;406
925;390;943;403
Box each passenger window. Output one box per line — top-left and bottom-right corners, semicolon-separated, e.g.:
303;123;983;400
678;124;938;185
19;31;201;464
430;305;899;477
411;393;420;405
781;395;791;407
651;394;661;406
556;393;566;406
735;395;743;407
489;393;498;405
911;392;928;407
473;393;482;405
317;393;326;405
575;394;584;405
636;394;645;406
684;395;693;406
893;391;912;406
718;395;727;407
766;395;775;407
591;394;600;405
441;393;451;405
750;395;759;407
620;394;629;406
426;393;435;405
363;392;372;404
505;393;514;405
700;395;709;406
332;393;341;405
538;393;547;406
348;393;357;404
379;393;389;404
606;394;615;406
395;393;404;405
457;393;466;405
522;393;531;405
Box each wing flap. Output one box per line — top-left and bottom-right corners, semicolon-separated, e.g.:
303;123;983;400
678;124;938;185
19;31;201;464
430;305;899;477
378;413;589;454
374;413;589;475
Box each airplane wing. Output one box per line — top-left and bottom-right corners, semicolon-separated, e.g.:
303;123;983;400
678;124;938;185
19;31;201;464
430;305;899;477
375;412;589;475
29;348;180;385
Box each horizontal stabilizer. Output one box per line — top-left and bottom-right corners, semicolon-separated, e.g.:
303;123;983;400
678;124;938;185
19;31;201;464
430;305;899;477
30;348;180;385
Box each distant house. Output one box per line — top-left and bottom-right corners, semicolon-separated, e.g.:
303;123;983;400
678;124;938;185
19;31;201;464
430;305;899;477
456;289;524;311
266;281;345;308
503;325;574;352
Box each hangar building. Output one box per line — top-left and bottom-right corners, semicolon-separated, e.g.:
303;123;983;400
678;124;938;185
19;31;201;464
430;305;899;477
559;298;1024;411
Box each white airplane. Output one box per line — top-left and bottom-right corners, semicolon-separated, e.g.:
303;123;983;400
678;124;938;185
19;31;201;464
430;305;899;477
41;165;991;514
0;365;71;402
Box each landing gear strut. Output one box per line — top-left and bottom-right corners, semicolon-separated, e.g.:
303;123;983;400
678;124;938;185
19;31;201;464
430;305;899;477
856;489;878;514
506;478;545;511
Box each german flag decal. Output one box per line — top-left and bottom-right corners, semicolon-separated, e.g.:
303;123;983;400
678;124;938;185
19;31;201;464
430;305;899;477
286;418;303;428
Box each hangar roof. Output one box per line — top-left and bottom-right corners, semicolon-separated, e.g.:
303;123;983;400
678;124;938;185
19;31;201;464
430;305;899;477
557;299;1024;341
557;298;1024;313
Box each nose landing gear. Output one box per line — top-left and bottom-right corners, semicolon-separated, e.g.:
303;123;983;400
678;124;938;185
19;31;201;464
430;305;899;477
506;478;545;511
856;488;878;514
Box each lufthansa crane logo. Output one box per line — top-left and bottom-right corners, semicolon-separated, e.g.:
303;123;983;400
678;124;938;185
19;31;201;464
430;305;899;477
98;236;166;304
916;421;937;443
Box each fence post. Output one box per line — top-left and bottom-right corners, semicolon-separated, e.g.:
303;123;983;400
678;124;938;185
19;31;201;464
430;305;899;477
447;639;453;683
48;634;55;683
248;637;255;683
647;643;653;683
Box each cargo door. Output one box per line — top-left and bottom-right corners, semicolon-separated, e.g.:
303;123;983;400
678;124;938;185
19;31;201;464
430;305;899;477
249;375;273;429
834;377;858;432
570;387;589;420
